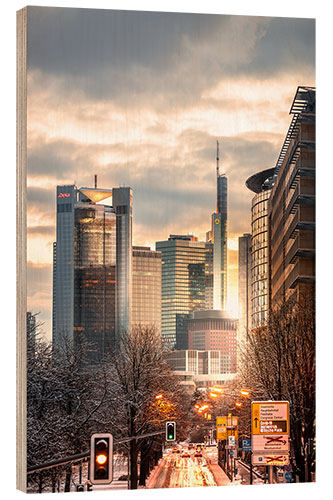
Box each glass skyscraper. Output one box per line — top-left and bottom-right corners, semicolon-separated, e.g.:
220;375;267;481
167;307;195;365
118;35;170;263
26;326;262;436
156;235;213;348
246;168;275;329
52;183;132;361
208;146;228;311
132;246;162;333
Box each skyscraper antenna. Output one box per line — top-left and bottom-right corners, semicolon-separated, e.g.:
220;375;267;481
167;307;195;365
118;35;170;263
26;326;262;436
94;175;97;189
216;140;220;178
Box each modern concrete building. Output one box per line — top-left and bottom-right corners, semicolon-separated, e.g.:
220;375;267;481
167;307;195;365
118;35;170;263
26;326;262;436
164;350;236;390
132;246;161;333
52;182;132;361
27;311;36;349
238;233;251;342
187;310;238;373
268;86;315;305
164;349;233;374
156;235;213;348
246;168;275;329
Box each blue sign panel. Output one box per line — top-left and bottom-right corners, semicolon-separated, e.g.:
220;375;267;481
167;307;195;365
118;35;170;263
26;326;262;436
242;439;251;451
285;472;292;482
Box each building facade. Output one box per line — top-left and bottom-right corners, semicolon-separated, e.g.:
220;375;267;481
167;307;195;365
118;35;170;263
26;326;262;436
238;233;251;342
52;183;132;361
132;246;162;333
187;310;237;373
268;86;315;305
212;173;228;310
27;311;36;349
112;187;133;335
156;235;213;348
164;349;232;375
246;168;275;329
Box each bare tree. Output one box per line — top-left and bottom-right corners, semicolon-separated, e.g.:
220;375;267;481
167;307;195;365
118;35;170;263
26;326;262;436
239;288;315;481
108;325;184;489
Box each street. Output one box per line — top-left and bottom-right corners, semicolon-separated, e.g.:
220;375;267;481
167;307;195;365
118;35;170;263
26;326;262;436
147;446;231;488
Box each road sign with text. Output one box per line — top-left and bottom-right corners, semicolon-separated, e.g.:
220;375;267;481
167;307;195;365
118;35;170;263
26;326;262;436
252;453;289;466
216;417;227;439
251;401;290;465
252;401;289;436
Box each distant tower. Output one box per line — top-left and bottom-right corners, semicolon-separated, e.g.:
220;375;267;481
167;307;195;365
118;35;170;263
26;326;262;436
238;233;251;343
212;141;228;310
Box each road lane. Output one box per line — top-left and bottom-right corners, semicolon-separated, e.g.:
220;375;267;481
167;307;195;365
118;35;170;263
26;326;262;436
150;451;217;488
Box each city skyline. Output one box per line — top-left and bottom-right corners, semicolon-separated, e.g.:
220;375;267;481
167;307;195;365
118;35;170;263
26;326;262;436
26;8;315;339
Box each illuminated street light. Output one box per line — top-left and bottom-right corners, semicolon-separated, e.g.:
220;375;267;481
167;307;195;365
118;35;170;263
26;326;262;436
240;389;250;397
235;402;242;408
155;394;163;400
211;386;224;393
209;392;218;398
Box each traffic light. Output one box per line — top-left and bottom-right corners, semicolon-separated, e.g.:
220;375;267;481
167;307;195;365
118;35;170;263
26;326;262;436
90;433;113;485
166;421;176;441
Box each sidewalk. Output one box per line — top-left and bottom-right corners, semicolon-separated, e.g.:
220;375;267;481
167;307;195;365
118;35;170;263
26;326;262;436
145;458;165;488
208;463;232;486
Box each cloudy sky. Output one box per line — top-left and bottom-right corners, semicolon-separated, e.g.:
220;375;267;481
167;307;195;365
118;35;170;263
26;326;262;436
26;6;315;339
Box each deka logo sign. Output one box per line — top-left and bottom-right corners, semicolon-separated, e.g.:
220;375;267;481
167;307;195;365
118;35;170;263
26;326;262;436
58;192;71;198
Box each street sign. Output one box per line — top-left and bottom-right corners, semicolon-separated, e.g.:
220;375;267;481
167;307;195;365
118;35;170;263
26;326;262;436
217;416;238;440
228;435;236;447
285;464;292;472
252;401;289;436
252;434;289;452
242;439;251;451
216;417;227;439
285;472;292;482
252;453;290;466
251;400;290;468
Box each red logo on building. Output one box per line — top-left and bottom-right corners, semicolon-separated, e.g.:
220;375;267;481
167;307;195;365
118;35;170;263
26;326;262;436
58;192;71;198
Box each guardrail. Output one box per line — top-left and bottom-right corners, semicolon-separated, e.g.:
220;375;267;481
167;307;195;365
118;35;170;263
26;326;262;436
27;430;165;475
237;460;265;482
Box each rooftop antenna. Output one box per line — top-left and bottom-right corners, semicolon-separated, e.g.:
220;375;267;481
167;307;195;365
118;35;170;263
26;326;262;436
94;175;97;189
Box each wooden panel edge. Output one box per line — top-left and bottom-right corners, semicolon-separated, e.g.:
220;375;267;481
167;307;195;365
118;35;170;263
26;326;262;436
16;6;27;494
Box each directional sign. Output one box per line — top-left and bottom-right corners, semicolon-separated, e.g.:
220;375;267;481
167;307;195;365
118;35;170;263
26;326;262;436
252;401;289;436
216;417;227;439
252;453;290;466
217;416;238;440
252;434;289;452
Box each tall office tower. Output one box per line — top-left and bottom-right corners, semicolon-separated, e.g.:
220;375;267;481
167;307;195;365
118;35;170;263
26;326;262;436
132;246;161;333
210;142;228;310
269;86;315;306
238;233;251;342
52;183;120;361
112;187;133;336
156;235;213;348
246;168;275;329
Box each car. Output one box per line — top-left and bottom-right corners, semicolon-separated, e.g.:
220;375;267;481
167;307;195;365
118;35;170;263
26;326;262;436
181;452;190;458
194;451;202;457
